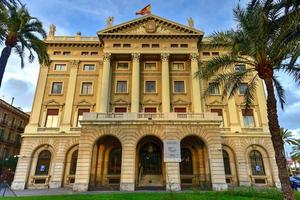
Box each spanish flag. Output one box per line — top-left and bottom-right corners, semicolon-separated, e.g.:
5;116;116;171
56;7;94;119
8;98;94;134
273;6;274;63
136;4;151;15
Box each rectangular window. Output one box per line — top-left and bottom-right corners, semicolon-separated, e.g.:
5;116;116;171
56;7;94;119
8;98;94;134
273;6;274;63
91;52;98;56
212;52;220;56
54;64;66;71
83;64;95;71
81;51;89;56
145;81;156;93
53;51;61;55
172;62;184;70
242;109;255;127
239;83;248;95
142;44;150;48
203;52;210;56
144;62;156;70
51;82;63;94
180;44;188;48
174;107;187;113
144;107;157;113
114;107;127;113
116;62;129;70
208;83;220;95
77;109;90;127
174;81;185;93
152;44;159;48
11;117;15;127
235;64;246;72
123;44;131;48
113;44;121;48
81;82;93;95
171;44;178;48
45;109;59;128
116;81;127;93
63;51;71;55
7;132;12;141
3;148;9;159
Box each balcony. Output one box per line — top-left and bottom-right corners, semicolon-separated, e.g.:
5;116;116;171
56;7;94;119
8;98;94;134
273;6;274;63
82;112;222;124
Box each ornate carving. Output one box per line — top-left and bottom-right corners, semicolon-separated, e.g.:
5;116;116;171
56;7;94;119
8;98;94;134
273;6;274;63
190;53;198;61
131;53;140;61
188;17;194;28
145;20;157;33
106;16;114;28
70;60;80;68
161;53;170;62
48;24;56;37
103;53;111;61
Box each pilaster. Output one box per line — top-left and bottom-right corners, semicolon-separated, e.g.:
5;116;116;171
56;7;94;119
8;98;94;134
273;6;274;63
60;60;79;131
131;53;140;112
190;53;202;113
161;53;170;112
165;162;181;191
98;53;111;113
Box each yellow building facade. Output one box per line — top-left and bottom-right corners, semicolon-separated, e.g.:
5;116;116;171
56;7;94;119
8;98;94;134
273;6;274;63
12;14;280;192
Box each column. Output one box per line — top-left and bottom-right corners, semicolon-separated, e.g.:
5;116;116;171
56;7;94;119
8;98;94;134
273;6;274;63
161;53;170;112
131;53;140;112
25;64;48;132
60;60;79;131
190;53;202;113
256;80;269;132
228;98;242;132
165;162;181;191
120;142;136;191
98;53;111;113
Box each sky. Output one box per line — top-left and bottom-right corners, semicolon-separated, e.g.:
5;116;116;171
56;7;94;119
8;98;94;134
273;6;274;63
0;0;299;152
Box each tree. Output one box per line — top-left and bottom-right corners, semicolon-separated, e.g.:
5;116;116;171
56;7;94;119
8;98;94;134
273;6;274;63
0;5;49;87
281;128;300;147
197;1;300;199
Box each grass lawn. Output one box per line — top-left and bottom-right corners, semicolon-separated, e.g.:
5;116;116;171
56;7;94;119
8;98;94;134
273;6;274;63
2;189;300;200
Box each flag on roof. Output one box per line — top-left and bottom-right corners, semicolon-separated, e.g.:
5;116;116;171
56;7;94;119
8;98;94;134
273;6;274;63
136;4;151;15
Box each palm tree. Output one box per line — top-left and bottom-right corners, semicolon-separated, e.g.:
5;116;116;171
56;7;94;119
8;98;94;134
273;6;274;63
0;5;49;87
281;128;300;147
197;1;300;199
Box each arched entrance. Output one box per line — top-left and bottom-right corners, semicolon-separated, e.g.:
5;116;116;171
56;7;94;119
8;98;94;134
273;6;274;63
180;135;211;190
89;135;122;190
136;136;164;188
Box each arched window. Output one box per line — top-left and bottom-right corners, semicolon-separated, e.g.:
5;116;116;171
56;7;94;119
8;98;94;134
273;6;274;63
249;150;265;175
180;148;193;175
222;150;231;175
108;148;122;174
35;150;51;175
69;150;78;175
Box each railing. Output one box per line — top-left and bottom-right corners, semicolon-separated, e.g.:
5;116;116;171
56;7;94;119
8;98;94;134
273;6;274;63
82;112;222;122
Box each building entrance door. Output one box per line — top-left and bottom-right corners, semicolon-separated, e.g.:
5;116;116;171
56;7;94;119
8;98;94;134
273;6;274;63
137;138;163;187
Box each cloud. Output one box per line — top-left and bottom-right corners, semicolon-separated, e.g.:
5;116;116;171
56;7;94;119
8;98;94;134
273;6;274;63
0;78;34;112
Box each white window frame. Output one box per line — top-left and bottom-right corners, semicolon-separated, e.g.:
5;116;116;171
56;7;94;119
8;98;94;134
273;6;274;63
50;82;63;95
144;80;157;93
83;64;96;71
144;62;157;70
116;62;129;70
173;80;186;93
45;109;59;128
115;80;128;93
172;62;185;71
208;82;220;95
81;82;93;95
54;64;67;71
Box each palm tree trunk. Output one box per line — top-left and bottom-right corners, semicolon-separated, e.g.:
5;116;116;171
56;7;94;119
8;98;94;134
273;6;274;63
264;78;295;200
0;46;12;87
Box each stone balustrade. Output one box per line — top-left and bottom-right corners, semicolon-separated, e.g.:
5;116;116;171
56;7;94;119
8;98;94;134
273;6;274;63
82;112;222;123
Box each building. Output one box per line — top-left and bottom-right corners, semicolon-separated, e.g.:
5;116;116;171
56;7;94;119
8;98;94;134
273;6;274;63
12;14;280;192
0;99;29;171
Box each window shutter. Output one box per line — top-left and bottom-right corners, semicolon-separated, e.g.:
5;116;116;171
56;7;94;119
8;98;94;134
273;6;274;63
144;107;157;113
47;109;59;115
174;107;187;113
211;109;223;116
242;109;253;116
78;109;90;115
114;107;127;113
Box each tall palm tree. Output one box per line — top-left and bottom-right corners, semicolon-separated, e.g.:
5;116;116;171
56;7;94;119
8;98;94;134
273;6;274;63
0;5;49;87
197;1;300;199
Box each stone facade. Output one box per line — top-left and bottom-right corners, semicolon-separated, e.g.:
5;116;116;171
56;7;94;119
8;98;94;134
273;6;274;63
12;14;279;191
